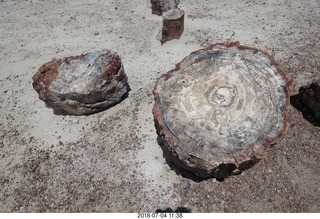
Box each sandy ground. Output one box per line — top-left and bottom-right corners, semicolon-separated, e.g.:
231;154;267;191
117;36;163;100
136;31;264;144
0;0;319;213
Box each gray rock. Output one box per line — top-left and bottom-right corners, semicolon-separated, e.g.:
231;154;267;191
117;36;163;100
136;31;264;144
32;50;129;115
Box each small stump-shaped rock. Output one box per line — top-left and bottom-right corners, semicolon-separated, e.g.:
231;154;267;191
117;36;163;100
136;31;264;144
161;8;185;44
151;0;162;15
152;42;294;179
32;50;129;115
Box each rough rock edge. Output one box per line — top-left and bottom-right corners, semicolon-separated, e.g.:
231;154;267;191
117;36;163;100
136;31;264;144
152;41;295;179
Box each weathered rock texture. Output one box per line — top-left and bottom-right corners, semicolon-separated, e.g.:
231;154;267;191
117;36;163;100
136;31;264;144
152;42;294;179
32;50;129;115
161;8;185;44
151;0;162;15
151;0;180;15
299;80;320;123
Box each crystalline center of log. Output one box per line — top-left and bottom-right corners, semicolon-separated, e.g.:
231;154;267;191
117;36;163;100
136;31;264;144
210;85;237;107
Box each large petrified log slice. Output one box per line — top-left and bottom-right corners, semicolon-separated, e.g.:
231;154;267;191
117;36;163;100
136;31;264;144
32;50;129;115
298;80;320;124
152;42;294;179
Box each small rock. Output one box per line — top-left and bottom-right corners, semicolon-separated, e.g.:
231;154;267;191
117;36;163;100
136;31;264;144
94;31;99;36
299;80;320;124
150;0;162;15
183;182;191;189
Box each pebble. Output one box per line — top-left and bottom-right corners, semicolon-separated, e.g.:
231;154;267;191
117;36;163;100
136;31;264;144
184;182;191;189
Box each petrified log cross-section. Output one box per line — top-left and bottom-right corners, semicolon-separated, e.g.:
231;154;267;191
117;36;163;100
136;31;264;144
152;42;294;179
32;50;129;115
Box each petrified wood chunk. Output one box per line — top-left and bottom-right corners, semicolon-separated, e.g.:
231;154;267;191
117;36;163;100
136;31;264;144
152;42;294;178
151;0;180;15
161;8;185;44
32;50;129;115
151;0;162;15
299;80;320;123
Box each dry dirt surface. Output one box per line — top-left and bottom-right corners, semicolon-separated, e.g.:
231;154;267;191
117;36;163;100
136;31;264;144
0;0;319;213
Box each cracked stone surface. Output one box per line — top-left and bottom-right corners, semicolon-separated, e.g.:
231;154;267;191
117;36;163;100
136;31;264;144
153;42;294;178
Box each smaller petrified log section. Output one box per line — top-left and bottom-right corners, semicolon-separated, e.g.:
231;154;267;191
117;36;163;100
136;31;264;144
160;8;185;44
151;0;184;44
152;42;294;179
32;50;129;115
299;80;320;123
151;0;162;15
151;0;180;15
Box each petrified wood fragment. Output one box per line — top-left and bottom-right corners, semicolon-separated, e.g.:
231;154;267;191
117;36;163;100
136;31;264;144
32;50;129;115
151;0;162;15
299;80;320;123
151;0;180;15
161;8;185;44
152;42;294;179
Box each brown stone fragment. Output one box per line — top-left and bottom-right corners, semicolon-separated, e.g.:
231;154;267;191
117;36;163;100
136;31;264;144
299;80;320;123
160;8;185;44
152;42;294;179
32;50;129;115
151;0;162;15
151;0;180;15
